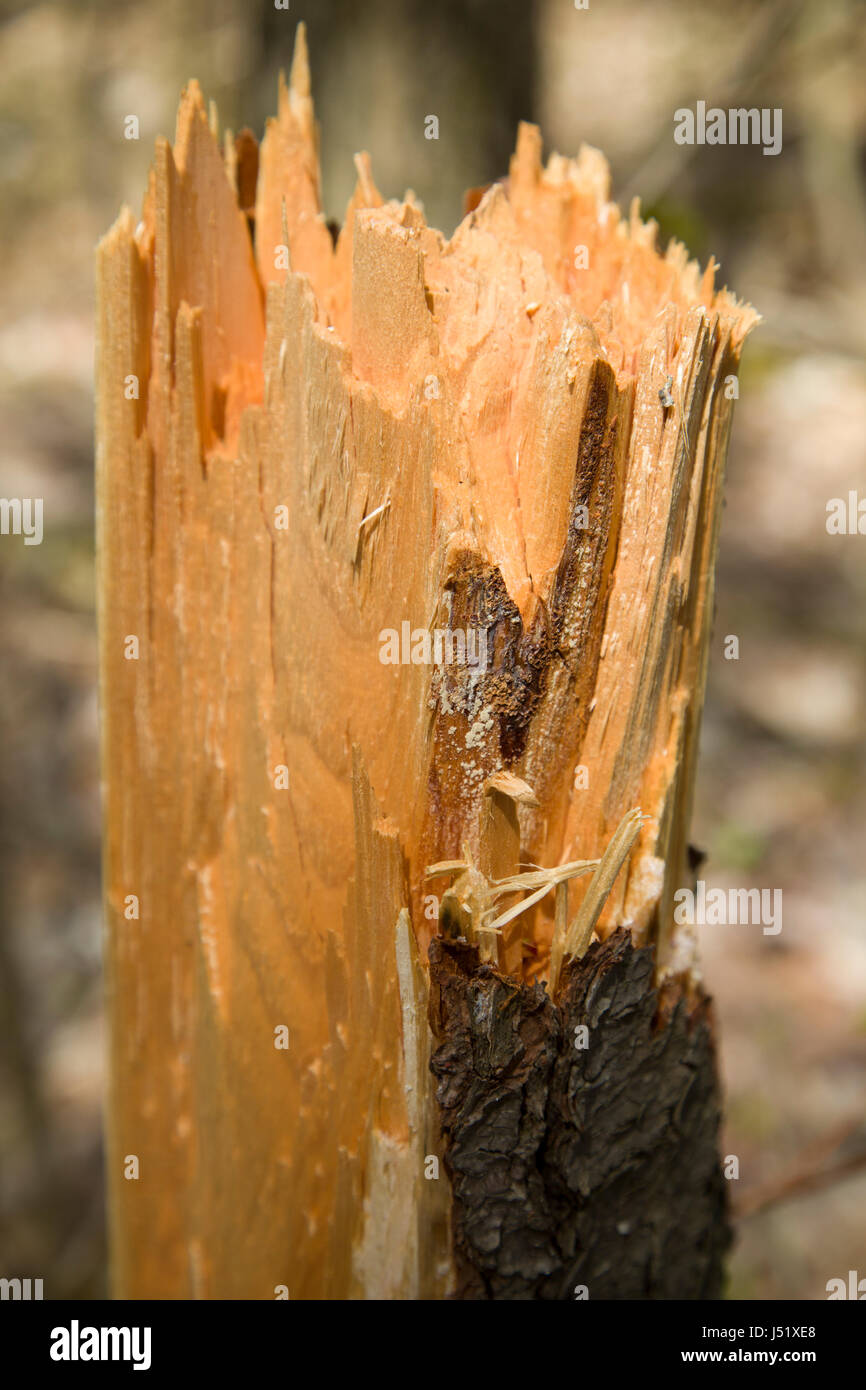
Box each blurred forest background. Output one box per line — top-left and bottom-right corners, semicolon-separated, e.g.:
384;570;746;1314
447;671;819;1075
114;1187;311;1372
0;0;864;1299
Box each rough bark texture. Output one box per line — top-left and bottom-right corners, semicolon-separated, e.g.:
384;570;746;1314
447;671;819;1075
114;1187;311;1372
429;929;729;1299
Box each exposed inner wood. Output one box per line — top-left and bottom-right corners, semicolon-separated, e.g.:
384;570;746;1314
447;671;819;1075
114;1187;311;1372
96;23;755;1298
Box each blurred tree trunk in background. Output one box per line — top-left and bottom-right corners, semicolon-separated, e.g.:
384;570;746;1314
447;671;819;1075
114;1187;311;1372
257;0;539;229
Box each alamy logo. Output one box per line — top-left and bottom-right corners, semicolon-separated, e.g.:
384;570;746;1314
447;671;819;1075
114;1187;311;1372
826;491;866;534
0;497;43;545
673;881;782;935
826;1270;866;1299
379;622;488;672
50;1320;152;1371
674;102;782;156
0;1277;43;1300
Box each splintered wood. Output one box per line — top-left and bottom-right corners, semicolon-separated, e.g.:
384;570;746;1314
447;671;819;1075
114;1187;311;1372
97;24;756;1298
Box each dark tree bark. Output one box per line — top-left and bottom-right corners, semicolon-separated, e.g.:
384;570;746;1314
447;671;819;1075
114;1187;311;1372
429;930;730;1300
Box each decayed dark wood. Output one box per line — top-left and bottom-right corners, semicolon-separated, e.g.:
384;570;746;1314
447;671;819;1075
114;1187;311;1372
429;929;729;1299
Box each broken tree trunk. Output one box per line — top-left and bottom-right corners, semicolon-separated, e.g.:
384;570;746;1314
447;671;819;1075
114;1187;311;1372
96;25;756;1299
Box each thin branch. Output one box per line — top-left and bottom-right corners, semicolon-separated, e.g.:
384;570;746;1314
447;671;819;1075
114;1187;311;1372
735;1118;866;1220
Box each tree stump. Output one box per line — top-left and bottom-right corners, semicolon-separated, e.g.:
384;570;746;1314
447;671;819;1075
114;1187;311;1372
96;25;756;1299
